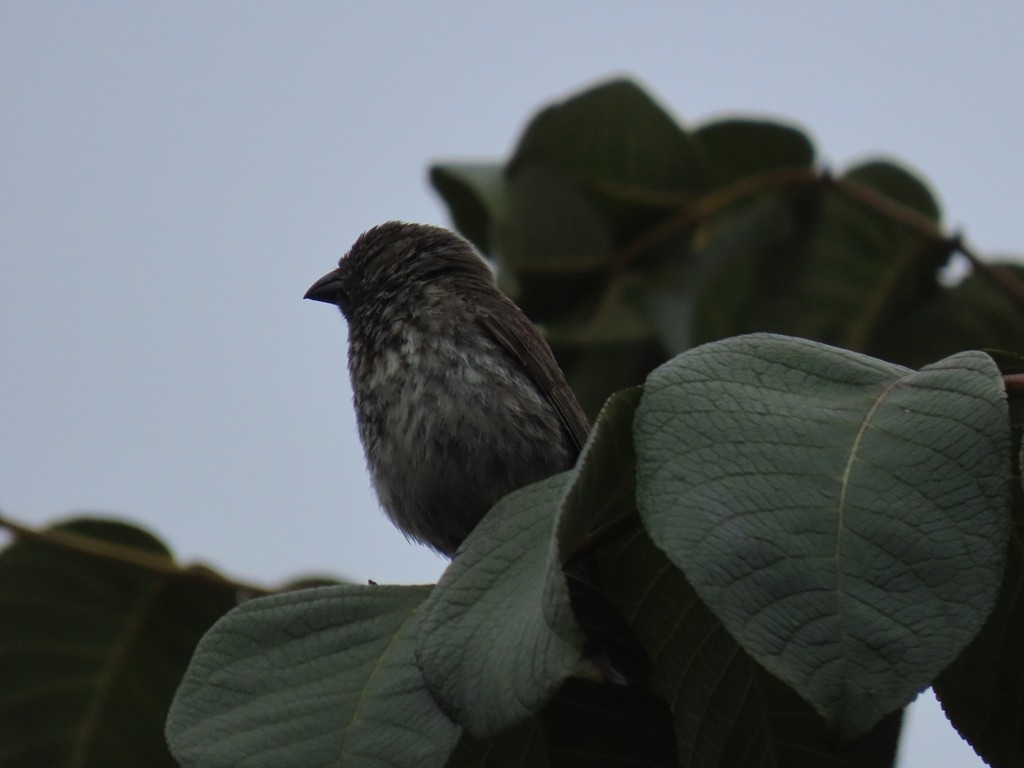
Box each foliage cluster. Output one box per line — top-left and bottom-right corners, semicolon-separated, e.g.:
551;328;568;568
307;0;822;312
2;79;1022;768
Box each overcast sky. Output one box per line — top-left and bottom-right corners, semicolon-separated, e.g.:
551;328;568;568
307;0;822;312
2;4;1019;766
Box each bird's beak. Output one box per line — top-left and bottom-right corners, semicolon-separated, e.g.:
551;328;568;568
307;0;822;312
304;269;345;305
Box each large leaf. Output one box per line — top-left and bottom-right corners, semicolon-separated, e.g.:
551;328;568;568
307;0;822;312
575;388;901;765
634;334;1011;739
603;530;902;768
692;161;948;352
777;162;946;350
544;272;654;345
845;161;940;221
509;78;702;194
167;585;459;768
934;490;1024;768
686;195;799;348
933;385;1024;768
0;518;237;768
875;263;1024;368
558;387;643;543
429;162;505;254
496;165;614;273
504;78;706;251
417;473;584;737
418;390;659;739
694;118;815;188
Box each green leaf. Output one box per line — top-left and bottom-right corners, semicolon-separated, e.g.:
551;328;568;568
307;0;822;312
932;386;1024;768
602;530;903;767
0;518;237;768
417;473;584;737
687;195;798;347
634;334;1011;739
544;272;653;345
724;162;947;351
167;585;459;768
496;165;614;272
934;493;1024;768
845;160;941;222
559;387;643;542
510;78;703;194
419;392;651;741
577;388;902;765
875;263;1024;367
429;162;506;254
939;264;1024;354
694;118;815;188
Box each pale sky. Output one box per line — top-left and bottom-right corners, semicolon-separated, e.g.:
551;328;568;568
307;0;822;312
2;4;1019;766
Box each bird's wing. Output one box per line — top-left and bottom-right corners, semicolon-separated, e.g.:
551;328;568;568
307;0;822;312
476;297;591;454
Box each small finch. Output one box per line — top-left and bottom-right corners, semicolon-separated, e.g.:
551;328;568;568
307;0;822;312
305;221;589;556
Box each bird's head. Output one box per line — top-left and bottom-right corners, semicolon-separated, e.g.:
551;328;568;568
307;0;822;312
303;221;494;320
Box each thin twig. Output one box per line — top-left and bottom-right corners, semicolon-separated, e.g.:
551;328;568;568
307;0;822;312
832;180;1024;310
1004;373;1024;397
831;176;944;238
612;166;819;268
604;165;1024;314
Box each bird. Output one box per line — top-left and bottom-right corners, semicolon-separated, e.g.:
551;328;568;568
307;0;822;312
304;221;589;556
